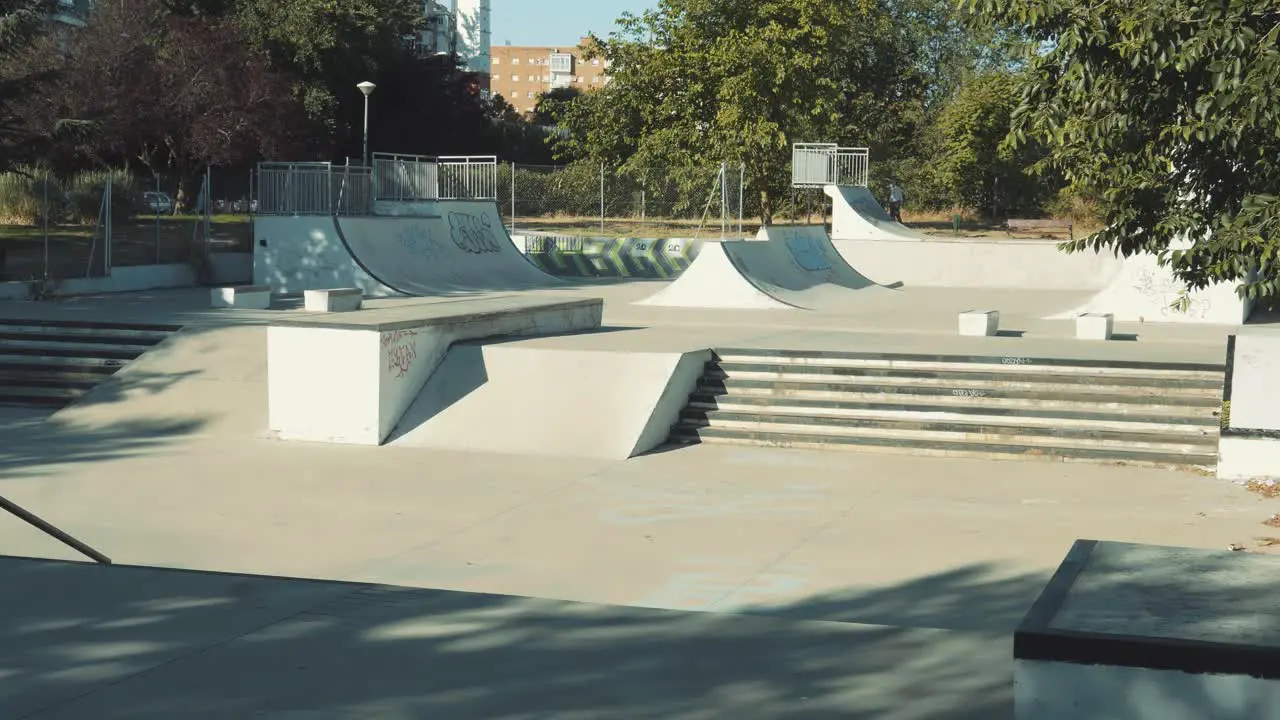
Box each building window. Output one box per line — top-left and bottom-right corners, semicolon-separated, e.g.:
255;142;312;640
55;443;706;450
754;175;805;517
512;58;520;65
511;74;518;81
592;59;600;66
493;57;500;64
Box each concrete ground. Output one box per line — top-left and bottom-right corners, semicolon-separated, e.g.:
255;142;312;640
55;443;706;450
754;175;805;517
1;284;1278;718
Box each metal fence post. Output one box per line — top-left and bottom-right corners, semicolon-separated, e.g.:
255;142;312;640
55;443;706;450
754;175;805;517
41;175;48;281
154;174;161;264
599;162;605;234
720;162;728;240
510;162;517;234
105;179;113;275
739;163;745;234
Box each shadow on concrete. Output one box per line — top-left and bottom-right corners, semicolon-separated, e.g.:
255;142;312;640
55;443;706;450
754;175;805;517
0;414;205;481
0;555;1037;719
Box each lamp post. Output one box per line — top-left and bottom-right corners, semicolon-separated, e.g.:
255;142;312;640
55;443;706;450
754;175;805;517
357;81;376;167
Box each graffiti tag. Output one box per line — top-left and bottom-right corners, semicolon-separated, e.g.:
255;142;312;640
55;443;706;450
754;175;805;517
382;329;418;379
447;211;504;254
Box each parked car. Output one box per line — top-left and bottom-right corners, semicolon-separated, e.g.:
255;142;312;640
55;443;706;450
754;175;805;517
143;191;174;215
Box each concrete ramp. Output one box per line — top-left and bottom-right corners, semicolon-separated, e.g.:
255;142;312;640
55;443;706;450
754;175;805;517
1046;251;1251;325
390;343;709;458
254;201;562;296
636;225;897;310
826;185;932;241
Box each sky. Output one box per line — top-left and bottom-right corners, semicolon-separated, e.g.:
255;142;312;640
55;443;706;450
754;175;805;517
490;0;656;48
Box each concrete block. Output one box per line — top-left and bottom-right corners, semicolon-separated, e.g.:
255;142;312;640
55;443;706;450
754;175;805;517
1016;539;1280;719
268;296;604;446
211;285;271;310
1075;312;1114;340
958;309;999;337
304;288;363;313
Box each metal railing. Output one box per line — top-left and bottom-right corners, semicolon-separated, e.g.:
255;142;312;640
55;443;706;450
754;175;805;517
253;163;373;215
373;152;439;201
791;143;839;188
835;147;870;187
791;143;870;188
439;156;498;199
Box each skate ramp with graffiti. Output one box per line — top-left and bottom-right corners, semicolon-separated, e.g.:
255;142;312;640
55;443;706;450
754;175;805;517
253;201;562;296
636;225;898;310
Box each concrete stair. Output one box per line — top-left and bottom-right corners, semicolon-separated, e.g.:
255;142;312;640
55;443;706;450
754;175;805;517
0;319;182;409
669;348;1226;470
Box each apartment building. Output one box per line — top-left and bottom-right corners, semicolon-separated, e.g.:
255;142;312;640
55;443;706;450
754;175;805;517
412;1;491;77
489;39;609;114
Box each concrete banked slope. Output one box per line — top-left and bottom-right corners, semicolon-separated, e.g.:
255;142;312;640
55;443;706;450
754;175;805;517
670;348;1225;469
636;225;897;310
0;319;181;409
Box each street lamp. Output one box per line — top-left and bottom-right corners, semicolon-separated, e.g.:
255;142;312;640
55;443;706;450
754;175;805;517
357;81;376;167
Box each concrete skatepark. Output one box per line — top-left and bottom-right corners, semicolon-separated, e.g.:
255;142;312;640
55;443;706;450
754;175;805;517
3;152;1280;717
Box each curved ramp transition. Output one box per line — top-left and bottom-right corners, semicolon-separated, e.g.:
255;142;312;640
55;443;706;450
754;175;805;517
254;201;562;296
636;225;896;310
826;185;931;241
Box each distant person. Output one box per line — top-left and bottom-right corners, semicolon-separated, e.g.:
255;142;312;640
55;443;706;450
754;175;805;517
888;180;905;223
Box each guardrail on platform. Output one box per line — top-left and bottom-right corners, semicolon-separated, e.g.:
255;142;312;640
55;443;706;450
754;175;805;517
791;144;870;188
253;163;373;216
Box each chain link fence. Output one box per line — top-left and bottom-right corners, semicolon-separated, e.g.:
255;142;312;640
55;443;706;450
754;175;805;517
0;166;252;283
498;162;746;238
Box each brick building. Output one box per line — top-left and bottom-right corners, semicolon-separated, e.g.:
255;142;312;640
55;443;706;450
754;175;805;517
489;38;609;114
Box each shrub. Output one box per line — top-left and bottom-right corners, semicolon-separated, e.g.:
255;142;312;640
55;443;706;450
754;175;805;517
65;169;138;224
0;166;63;225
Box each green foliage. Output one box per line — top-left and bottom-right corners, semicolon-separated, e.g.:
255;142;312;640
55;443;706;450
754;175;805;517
556;0;1017;224
65;168;137;223
0;164;59;224
930;70;1054;215
531;87;582;127
0;166;136;224
968;0;1280;299
231;0;424;132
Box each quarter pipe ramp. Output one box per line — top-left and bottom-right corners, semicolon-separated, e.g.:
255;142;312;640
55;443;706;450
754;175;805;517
826;185;932;241
253;201;563;296
636;225;897;310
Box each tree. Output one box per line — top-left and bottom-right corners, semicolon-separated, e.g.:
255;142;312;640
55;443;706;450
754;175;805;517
970;0;1280;300
555;0;1013;224
556;1;871;224
531;87;581;127
43;0;303;204
930;70;1052;215
0;0;87;170
229;0;424;152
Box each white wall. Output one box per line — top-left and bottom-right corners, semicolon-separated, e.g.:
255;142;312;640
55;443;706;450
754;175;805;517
1219;330;1280;480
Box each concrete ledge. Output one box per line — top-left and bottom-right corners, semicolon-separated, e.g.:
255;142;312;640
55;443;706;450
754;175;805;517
1015;539;1280;719
212;285;271;310
304;288;363;313
268;295;604;445
958;310;999;337
1076;313;1114;341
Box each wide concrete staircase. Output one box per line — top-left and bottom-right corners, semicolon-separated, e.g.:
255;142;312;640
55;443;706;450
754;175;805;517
670;348;1226;470
0;318;181;410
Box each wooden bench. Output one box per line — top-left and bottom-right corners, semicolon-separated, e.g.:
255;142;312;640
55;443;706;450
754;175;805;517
1006;218;1073;241
304;288;363;313
210;285;271;310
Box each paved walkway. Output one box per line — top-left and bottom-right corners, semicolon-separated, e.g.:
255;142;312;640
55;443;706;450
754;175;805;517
0;286;1275;718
